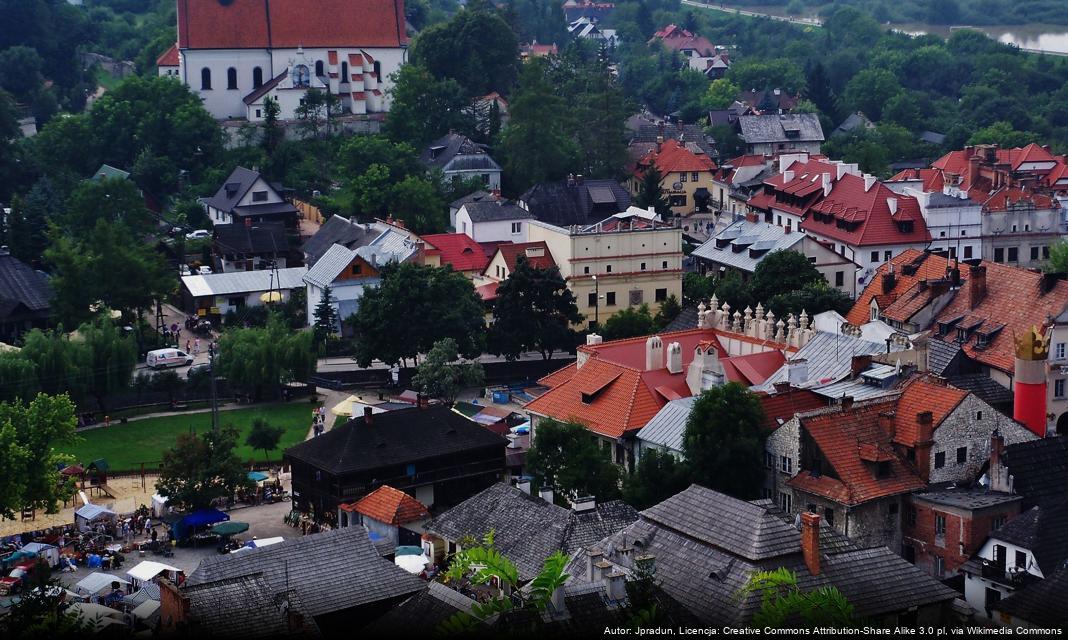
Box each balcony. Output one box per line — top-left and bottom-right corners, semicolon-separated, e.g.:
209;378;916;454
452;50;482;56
979;561;1034;587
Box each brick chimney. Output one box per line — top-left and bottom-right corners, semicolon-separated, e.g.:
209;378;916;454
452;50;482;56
417;393;429;409
914;410;936;482
840;396;854;411
364;406;373;426
800;512;821;576
745;210;760;223
881;266;896;294
989;430;1013;493
850;354;872;378
968;264;987;309
877;411;895;438
967;154;981;188
784;219;792;234
158;578;190;634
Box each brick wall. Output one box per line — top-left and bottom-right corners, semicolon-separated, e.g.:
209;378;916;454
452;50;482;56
903;497;1022;579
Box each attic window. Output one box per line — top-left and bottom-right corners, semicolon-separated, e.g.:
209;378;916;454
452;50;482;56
580;373;621;404
429;145;446;160
876;461;892;478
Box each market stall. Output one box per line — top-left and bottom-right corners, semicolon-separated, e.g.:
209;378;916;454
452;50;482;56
75;504;116;533
18;542;59;568
75;572;129;598
127;560;182;588
171;508;229;543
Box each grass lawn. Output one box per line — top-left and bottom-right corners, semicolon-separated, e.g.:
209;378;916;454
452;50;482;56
60;403;317;471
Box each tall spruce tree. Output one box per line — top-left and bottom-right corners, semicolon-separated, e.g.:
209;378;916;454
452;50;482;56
312;286;339;347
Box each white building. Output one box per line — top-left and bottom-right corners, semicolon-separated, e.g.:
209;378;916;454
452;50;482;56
166;0;408;121
454;198;531;243
180;267;308;319
885;183;983;262
200;166;298;229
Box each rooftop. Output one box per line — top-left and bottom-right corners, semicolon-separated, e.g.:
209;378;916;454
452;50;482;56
1002;437;1068;507
691;219;806;273
634;139;716;177
491;241;556;273
301;216;389;266
518;179;632;227
213;221;287;256
340;485;429;525
738;113;824;145
0;250;52;317
181;267;308;298
422;233;490;273
911;488;1022;511
801;174;930;247
989;500;1068;575
180;574;320;639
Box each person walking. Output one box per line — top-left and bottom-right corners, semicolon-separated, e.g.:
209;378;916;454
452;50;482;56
186;339;192;354
194;337;201;355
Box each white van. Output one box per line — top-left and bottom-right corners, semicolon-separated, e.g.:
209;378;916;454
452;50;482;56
146;349;194;370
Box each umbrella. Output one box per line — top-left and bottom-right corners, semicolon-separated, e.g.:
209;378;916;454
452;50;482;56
211;521;250;536
259;291;283;304
247;471;269;482
330;395;361;417
395;554;430;574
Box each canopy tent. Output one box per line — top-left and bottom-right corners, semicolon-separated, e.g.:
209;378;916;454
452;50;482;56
61;464;86;476
131;599;161;621
68;602;125;631
127;560;181;584
75;504;116;532
173;508;229;540
19;542;59;568
395;553;430;574
75;572;129;596
211;521;249;537
259;291;283;304
125;582;161;607
247;471;269;482
330;395;389;417
151;494;169;518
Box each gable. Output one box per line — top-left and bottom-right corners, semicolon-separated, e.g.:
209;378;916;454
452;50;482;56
236;177;282;206
333;255;380;282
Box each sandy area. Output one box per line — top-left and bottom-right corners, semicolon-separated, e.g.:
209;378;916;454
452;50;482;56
0;475;159;538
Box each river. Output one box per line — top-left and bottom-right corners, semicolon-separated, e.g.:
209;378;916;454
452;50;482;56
682;1;1068;55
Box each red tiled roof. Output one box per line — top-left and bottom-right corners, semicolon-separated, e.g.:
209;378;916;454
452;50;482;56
652;24;716;56
790;400;925;506
494;241;556;273
888;167;945;192
422;233;490;273
635;139;716;177
156;43;179;66
178;0;408;49
893;375;967;447
754;388;827;432
801;174;930;247
845;250;952;326
527;328;793;438
340;485;429;524
476;281;499;301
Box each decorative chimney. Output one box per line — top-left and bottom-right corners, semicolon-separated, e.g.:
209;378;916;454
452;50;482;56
800;512;821;576
863;174;877;192
586;548;604;582
881;268;897;294
1013;325;1050;437
517;480;532;494
968;264;987;309
840;396;854;411
606;572;627;601
877;411;895;437
967;154;981;188
666;342;683;374
686;344;724;395
783;170;794;183
364;406;373;426
645;336;664;371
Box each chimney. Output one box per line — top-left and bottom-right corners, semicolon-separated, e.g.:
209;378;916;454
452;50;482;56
786;358;808;385
850;354;872;378
968;264;987;309
800;512;821;576
571;495;596;512
645;336;664;371
877;411;895;437
783;170;794;183
244;217;252;228
364;406;373;425
586;548;603;582
840;396;854;411
916;411;935;443
863;174;877;192
606;572;627;601
821;172;832;197
835;162;848;181
417;393;429;409
157;578;190;634
968;154;981;187
517;480;532;494
539;487;554;504
887;197;898;215
989;430;1014;493
549;584;566;613
744;210;760;223
666;342;683;374
773;381;791;395
587;333;603;346
784;219;792;234
595;559;614;580
881;269;897;294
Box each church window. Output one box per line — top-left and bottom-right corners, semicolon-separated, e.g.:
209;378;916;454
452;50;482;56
253;67;263;88
227;67;237;90
341;61;349;81
201;67;212;90
315;60;325;77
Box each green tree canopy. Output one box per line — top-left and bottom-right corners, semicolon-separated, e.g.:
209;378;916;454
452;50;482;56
842;68;901;121
742;569;857;628
622;448;692;510
702;78;740;111
634;167;670;218
488;255;582;360
411;337;485;404
409;8;521;98
527;418;620;501
384;64;474;148
601;304;657;341
348;262;486;367
245;418;286;462
0;393;78;518
683;384;766;499
748;250;825;303
214;317;316;401
78;315;137;412
61;177;152;237
156;425;254;512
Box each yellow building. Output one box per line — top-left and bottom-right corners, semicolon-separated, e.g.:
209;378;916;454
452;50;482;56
629;138;717;216
526;207;683;329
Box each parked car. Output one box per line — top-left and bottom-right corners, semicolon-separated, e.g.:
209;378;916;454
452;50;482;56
146;348;194;370
187;363;212;379
186;229;211;240
0;561;37;595
197;266;213;275
179;264;191;276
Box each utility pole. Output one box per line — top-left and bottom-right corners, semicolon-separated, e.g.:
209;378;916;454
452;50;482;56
209;341;219;433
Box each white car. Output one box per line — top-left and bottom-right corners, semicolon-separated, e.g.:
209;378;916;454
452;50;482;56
186;229;211;240
197;266;213;275
179;265;191;276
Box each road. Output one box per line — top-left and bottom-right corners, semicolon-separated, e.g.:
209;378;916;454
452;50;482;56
133;302;218;379
680;1;822;27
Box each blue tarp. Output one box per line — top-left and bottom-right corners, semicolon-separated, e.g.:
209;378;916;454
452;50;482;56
247;471;269;482
181;509;229;528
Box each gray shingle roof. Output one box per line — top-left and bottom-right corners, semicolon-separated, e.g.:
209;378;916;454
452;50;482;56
186;526;423;620
636;397;696;453
284;405;508;476
364;581;475;635
302;230;418;289
661;304;698;332
928;339;964;376
819;547;958;617
989;500;1068;575
420;133;500;172
692;220;807;274
738;114;824;145
946;373;1013;407
183;573;320;639
213;222;287;256
994;565;1068;627
1003;437;1068;507
519;180;632;227
753;331;896;392
460;200;530;223
301;216;386;266
200;166;262;213
449;190;492;210
0;251;52;315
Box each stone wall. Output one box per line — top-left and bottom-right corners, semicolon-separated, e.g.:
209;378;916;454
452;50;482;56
929;394;1036;485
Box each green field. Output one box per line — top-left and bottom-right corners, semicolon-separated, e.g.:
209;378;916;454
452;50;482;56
60;403;318;471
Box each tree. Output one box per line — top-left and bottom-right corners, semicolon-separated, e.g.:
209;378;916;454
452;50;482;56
384;64;474;148
19;329;86;403
411;337;485;404
0;46;45;102
748;250;825;303
842;69;901;121
0;353;38;404
702;78;740;111
726;59;807;95
0;393;78;518
78;315;137;412
312;286;339;348
388;176;447;233
683;384;766;499
156;425;253;512
967;121;1041;148
245;418;285;462
348;263;486;367
635;167;670;218
8;177;61;266
601;304;657;341
215;318;316;401
622;448;691;510
653;294;682;329
409;8;521;98
741;569;857;628
527;418;620;501
1046;240;1068;274
804;61;839;122
683;272;714;304
61;177;152;237
295;88;341;138
498;59;578;194
488;255;582;360
261;96;282;156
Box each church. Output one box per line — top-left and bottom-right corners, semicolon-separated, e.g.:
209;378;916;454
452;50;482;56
157;0;409;121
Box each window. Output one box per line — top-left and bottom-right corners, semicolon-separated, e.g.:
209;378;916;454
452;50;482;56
934;555;945;578
906;505;917;527
315;60;324;77
964;245;973;259
780;455;793;474
1015;550;1027;569
934;451;945;469
341;61;349;80
870;250;879;263
1044;246;1051;259
510;222;521;234
606;292;616;306
669;195;687;207
884;250;892;262
1031;246;1040;260
583;266;590;274
351;264;362;275
606;264;612;273
662;261;668;269
779;492;792;513
373;61;382;79
201;67;212;89
765;451;774;468
824;507;834;527
994;247;1005;262
255;109;261;118
976;410;983;420
692;172;699;182
228;297;244;308
871;305;878;321
961;229;968;236
253;66;263;88
1008;247;1018;262
680;172;688;183
939;231;946;238
1056;379;1065;398
227;67;237;89
935;513;946;537
992;515;1006;530
252;190;268;202
835;271;844;287
1057;343;1065;360
640;262;646;271
957;446;967;464
655;288;667;302
588;292;597;307
1012;224;1018;232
